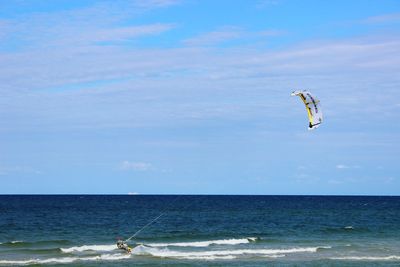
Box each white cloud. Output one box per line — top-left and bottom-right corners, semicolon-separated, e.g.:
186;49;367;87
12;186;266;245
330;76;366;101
0;20;10;39
297;165;307;170
120;161;152;171
1;0;400;133
294;173;320;184
336;164;350;169
133;0;180;9
336;164;361;169
0;165;42;175
362;12;400;24
71;24;176;44
1;34;400;132
183;27;244;46
0;1;178;48
183;27;282;46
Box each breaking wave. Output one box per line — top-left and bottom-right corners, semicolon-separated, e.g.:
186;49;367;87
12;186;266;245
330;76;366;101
0;240;70;248
60;238;258;253
0;242;332;264
0;253;131;266
60;244;116;253
148;237;258;247
330;256;400;261
132;245;328;260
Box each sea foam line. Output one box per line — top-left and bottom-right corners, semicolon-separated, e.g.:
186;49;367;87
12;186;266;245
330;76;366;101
148;237;258;247
330;256;400;261
0;253;131;266
133;245;329;260
61;244;116;253
60;237;258;253
0;241;23;245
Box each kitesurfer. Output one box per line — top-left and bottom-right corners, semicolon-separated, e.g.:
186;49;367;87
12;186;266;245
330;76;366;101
116;240;132;253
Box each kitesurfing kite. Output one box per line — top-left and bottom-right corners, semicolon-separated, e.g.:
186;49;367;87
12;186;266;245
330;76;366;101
291;90;323;130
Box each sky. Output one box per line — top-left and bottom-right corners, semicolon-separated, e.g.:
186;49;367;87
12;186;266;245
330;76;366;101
0;0;400;195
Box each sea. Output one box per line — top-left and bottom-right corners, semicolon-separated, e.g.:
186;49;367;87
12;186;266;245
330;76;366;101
1;195;400;266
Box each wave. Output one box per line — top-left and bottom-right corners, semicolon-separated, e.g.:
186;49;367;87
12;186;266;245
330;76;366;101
1;243;332;263
0;254;131;266
330;256;400;261
0;241;23;247
148;237;258;247
0;240;70;248
60;238;259;253
322;226;369;234
60;244;116;253
1;247;62;255
132;245;329;260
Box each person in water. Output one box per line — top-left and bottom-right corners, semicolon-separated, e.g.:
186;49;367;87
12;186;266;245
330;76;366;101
116;240;132;253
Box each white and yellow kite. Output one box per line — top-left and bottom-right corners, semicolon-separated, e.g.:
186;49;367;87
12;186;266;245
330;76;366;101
291;90;323;130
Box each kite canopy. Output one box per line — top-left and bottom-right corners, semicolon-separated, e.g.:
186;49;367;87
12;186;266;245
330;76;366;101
291;90;323;130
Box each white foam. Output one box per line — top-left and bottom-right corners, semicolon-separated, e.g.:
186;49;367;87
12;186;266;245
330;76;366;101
60;244;116;253
84;253;131;261
149;237;257;247
180;255;237;260
344;226;354;229
331;256;400;261
0;254;131;265
0;241;22;245
261;254;286;258
318;246;332;249
132;245;326;260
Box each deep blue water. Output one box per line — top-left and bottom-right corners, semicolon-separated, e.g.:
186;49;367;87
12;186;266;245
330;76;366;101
1;195;400;266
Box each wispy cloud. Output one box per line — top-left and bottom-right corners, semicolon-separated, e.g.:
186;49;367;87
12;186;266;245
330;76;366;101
1;0;400;134
75;23;176;44
1;1;400;194
297;165;307;170
119;161;152;171
183;27;282;46
0;165;42;175
362;12;400;24
336;164;361;169
0;20;10;39
0;1;178;49
1;34;400;132
293;173;320;184
336;164;350;169
183;27;244;46
133;0;180;9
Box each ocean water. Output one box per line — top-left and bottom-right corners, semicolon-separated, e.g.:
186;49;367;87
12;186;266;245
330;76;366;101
1;195;400;266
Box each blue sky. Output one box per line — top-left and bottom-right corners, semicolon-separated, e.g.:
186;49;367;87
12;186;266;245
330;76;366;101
0;0;399;194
